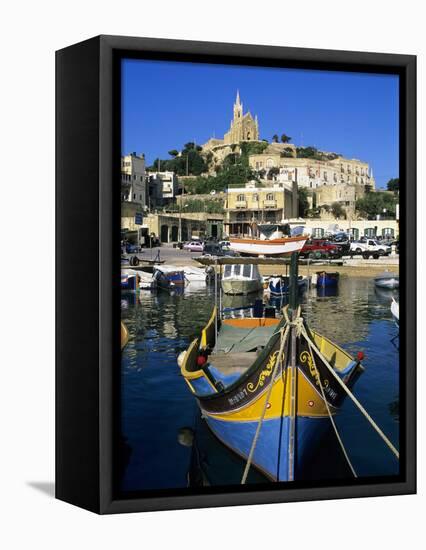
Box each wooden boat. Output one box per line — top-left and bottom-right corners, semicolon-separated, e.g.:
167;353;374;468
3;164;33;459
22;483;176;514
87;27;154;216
221;263;263;296
391;298;399;326
121;269;140;291
179;302;364;481
374;272;399;290
268;275;309;296
121;321;129;350
153;267;185;290
230;224;308;256
316;271;339;288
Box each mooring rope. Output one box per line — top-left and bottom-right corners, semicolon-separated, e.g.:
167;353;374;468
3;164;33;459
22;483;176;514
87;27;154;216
241;323;290;485
301;325;400;460
305;336;358;477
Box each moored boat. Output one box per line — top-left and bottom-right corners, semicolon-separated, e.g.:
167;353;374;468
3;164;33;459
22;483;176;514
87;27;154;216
121;269;140;291
268;275;310;296
153;267;185;290
121;321;129;350
221;263;263;296
230;223;308;257
391;298;399;326
316;271;339;288
178;304;364;481
374;271;399;290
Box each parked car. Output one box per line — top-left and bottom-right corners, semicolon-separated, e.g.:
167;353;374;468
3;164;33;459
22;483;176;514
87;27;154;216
219;240;231;250
300;239;341;259
203;242;237;257
183;241;204;252
327;235;351;256
350;239;391;257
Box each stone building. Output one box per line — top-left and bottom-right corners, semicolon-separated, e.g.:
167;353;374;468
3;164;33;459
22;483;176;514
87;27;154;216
121;153;146;208
146;171;179;208
248;153;375;191
223;90;259;144
202;91;260;170
224;180;297;236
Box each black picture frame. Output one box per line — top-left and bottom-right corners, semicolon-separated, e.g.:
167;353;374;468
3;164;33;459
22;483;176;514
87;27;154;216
56;35;416;514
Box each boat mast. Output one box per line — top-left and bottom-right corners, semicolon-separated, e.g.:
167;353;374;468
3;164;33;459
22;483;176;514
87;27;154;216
287;250;299;481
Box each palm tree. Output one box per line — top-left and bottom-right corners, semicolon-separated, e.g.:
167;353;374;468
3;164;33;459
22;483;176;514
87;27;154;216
281;134;291;143
272;134;279;143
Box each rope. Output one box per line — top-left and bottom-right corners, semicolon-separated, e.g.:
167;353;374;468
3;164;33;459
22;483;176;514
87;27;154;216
241;323;290;484
306;337;358;477
301;325;400;460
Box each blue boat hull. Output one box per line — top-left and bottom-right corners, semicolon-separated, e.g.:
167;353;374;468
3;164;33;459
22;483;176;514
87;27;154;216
269;277;308;296
316;272;339;287
205;414;330;481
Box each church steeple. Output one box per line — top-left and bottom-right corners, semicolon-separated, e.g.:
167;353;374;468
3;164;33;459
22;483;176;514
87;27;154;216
233;90;243;120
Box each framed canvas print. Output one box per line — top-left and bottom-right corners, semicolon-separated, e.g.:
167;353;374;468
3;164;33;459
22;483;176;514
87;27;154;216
56;35;416;514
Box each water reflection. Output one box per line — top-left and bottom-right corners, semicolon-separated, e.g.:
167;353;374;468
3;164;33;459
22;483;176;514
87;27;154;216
120;275;399;492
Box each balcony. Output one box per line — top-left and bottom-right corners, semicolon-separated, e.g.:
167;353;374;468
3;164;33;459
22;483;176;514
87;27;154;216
235;200;247;208
263;200;277;209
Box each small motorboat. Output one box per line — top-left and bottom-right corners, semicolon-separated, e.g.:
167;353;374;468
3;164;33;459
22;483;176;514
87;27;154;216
391;298;399;326
153;267;185;290
138;270;156;290
221;263;263;296
121;269;140;291
268;275;310;296
315;271;339;288
374;272;399;289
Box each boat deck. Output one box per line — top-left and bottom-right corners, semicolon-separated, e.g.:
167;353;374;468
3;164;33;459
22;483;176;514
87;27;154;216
214;323;277;354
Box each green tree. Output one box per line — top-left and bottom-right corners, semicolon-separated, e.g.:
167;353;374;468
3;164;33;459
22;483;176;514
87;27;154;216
267;166;280;180
272;134;279;143
298;187;310;218
168;149;179;157
355;191;397;219
331;202;345;219
281;133;291;143
387;177;399;194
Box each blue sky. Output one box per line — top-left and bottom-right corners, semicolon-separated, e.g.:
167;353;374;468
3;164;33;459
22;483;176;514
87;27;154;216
122;59;399;189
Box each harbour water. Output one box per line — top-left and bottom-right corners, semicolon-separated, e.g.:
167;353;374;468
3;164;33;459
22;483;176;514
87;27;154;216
120;276;399;493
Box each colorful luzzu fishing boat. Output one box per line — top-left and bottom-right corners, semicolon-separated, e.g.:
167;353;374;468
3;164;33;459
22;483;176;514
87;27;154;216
179;300;365;482
229;224;308;257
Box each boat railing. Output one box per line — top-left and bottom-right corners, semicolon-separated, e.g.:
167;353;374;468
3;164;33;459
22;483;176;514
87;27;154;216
201;306;218;350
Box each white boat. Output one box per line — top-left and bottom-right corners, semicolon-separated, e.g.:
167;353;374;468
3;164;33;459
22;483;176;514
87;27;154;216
374;271;399;289
391;298;399;326
221;263;263;295
229;223;308;256
138;270;156;290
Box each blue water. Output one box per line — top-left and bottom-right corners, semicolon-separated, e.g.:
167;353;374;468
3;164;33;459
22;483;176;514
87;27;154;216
120;277;399;492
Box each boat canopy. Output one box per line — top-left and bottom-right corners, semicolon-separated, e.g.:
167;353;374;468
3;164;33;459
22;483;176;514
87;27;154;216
223;263;261;280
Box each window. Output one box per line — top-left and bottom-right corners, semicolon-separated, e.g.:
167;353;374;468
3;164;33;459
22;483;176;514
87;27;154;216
253;194;259;202
237;194;245;202
266;193;274;201
234;265;241;277
133;193;136;200
382;227;395;237
224;265;232;278
243;264;251;278
266;158;274;168
364;228;376;238
313;228;325;238
348;228;359;240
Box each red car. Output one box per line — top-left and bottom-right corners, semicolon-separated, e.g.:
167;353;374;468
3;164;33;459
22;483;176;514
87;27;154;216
300;239;341;259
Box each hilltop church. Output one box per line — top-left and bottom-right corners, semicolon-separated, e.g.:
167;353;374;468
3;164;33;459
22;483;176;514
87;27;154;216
202;91;259;153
